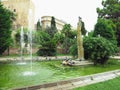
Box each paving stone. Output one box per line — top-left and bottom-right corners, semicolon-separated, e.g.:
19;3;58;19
43;86;58;90
72;80;84;86
102;74;116;80
56;80;73;90
115;71;120;76
83;77;92;83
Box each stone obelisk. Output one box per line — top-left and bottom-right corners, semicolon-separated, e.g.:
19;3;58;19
77;17;84;61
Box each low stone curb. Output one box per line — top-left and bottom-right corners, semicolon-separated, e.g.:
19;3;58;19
0;56;72;61
13;69;120;90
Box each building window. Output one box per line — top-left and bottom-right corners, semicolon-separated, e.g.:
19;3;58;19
13;9;16;12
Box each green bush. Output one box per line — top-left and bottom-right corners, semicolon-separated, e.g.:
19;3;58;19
35;31;57;56
69;43;77;58
84;37;117;65
37;47;56;56
37;40;56;56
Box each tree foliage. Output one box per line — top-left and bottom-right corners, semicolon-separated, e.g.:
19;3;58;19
35;16;58;56
35;31;56;56
84;37;117;65
36;19;42;31
15;28;28;45
0;3;14;55
69;40;77;58
51;16;57;30
53;32;65;45
93;18;116;41
81;21;87;35
50;16;57;37
60;24;76;54
62;24;71;37
34;31;51;46
97;0;120;45
44;16;58;38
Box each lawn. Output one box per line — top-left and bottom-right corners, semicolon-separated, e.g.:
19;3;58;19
0;59;120;89
73;76;120;90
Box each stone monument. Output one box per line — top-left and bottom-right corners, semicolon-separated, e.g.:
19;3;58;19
77;17;84;61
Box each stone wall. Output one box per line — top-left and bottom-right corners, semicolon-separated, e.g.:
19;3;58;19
1;0;35;29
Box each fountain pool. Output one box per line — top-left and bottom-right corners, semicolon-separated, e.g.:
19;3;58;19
0;61;55;90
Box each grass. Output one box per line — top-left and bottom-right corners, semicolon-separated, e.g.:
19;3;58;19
0;59;120;89
73;76;120;90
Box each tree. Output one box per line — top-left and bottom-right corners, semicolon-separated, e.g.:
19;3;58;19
35;31;56;56
81;21;87;35
50;16;57;37
44;16;57;38
97;0;120;45
45;26;53;37
61;24;76;54
93;18;116;41
36;17;58;56
62;24;71;37
0;3;14;55
36;19;42;31
53;32;65;45
69;40;77;58
83;37;117;65
61;24;71;54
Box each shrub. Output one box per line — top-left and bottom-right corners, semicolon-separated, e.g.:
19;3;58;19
84;37;117;65
69;43;77;58
35;31;56;56
37;40;56;56
37;47;56;56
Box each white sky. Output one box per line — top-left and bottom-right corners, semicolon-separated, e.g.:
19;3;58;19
32;0;103;31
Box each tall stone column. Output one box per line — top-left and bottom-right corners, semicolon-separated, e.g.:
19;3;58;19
77;17;84;61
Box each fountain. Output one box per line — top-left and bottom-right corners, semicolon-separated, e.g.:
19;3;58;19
16;8;35;76
22;9;35;76
17;26;26;65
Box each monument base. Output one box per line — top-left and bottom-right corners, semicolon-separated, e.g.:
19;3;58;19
76;58;84;61
70;60;93;66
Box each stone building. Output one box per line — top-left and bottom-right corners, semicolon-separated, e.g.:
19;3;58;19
1;0;35;30
41;16;67;30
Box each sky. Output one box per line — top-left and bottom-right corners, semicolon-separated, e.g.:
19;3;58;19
32;0;103;31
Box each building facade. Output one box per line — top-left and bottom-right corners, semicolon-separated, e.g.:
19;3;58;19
1;0;35;30
41;16;67;30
